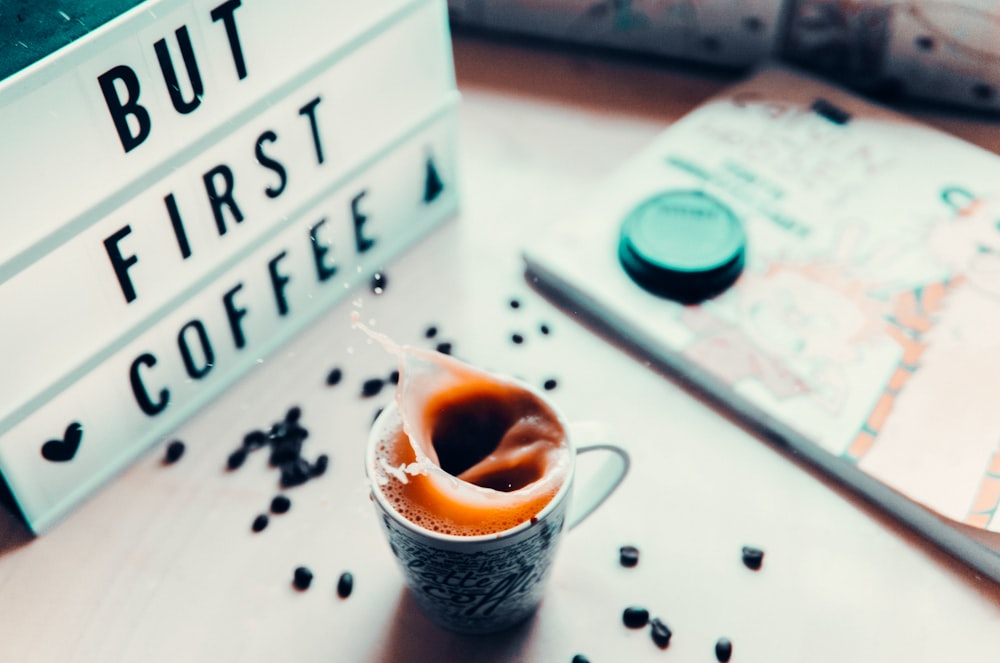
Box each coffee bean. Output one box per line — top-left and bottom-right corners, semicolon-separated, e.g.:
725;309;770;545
619;545;639;567
326;367;343;386
251;514;269;533
650;618;672;649
164;440;185;464
285;406;301;423
226;448;247;470
337;571;354;598
741;545;764;570
370;271;387;295
269;437;303;468
424;325;438;339
388;370;399;384
436;342;452;355
622;606;649;629
571;656;590;663
715;637;733;662
280;459;311;488
539;323;550;335
293;566;313;590
268;422;290;442
511;333;524;345
543;378;558;391
361;378;384;398
509;298;521;309
243;430;267;450
311;454;329;477
270;494;291;514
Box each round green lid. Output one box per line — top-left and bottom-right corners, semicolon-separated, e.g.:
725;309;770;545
618;190;746;303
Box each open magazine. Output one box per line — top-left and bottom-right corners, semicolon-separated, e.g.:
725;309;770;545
523;64;1000;582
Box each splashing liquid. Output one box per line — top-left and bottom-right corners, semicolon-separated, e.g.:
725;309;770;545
357;315;570;536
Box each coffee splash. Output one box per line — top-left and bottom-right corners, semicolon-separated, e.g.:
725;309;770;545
356;315;571;536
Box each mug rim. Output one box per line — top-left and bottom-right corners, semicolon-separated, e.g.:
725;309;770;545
365;380;577;544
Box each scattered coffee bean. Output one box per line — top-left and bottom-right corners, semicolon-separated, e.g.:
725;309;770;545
388;370;399;384
571;656;590;663
337;571;354;598
311;454;329;477
231;409;327;491
269;435;303;467
251;514;269;533
511;333;524;345
267;421;290;443
539;323;550;335
619;545;639;567
715;637;733;662
280;458;312;488
622;606;649;629
509;298;521;309
243;430;267;450
227;448;247;471
424;325;438;339
742;545;764;570
370;271;387;295
436;342;452;355
164;440;185;464
326;367;343;386
543;378;558;391
361;378;385;398
650;618;672;649
293;566;313;590
270;494;291;514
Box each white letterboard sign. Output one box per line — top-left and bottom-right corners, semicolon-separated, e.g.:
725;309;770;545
0;0;460;532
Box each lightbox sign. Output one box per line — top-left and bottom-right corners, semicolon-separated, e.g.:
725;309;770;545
0;0;459;532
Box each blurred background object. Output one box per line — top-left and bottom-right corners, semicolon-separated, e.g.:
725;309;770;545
449;0;1000;114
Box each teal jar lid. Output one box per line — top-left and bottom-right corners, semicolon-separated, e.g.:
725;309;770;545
618;190;746;303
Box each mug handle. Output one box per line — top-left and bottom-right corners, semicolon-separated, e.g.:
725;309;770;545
566;437;630;530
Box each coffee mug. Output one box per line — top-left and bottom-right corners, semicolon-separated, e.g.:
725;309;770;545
366;392;629;634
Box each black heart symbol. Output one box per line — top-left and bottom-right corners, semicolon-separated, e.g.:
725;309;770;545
41;422;83;462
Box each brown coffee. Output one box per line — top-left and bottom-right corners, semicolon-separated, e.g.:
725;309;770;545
370;345;571;537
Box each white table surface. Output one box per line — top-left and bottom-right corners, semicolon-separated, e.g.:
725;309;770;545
2;35;999;663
